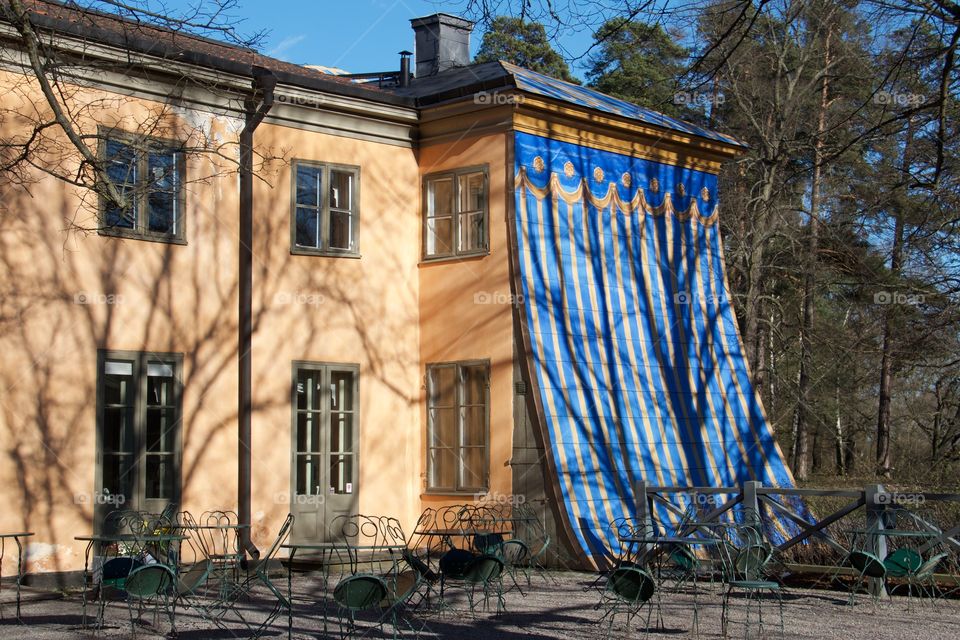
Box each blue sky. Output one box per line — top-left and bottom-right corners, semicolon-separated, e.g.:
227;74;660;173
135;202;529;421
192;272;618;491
168;0;594;77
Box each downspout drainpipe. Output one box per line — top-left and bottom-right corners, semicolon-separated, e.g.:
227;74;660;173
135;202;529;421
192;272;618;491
238;65;276;561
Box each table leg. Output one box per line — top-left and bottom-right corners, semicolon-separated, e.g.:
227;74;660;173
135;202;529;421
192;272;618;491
15;537;24;622
287;548;295;640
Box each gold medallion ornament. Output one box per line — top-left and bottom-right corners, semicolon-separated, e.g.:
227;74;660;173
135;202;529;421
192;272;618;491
677;183;686;197
649;177;660;193
563;161;575;178
593;167;604;183
532;156;545;174
621;172;631;188
701;186;710;202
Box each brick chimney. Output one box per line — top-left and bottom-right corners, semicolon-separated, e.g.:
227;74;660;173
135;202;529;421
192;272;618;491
409;13;474;77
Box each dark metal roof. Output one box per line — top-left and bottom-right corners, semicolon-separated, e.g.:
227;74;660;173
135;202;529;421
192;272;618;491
9;0;415;107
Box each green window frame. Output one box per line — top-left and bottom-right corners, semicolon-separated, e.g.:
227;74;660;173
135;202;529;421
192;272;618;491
426;360;489;492
291;362;359;497
98;130;186;244
95;350;183;521
422;166;488;260
291;161;361;256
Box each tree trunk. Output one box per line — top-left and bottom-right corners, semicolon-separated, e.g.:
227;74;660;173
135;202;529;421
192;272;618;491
875;122;912;478
792;28;832;481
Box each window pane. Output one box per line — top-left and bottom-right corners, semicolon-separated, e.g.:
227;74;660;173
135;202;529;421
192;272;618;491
426;217;452;256
296;454;321;495
429;448;456;489
147;189;176;234
297;369;322;411
296;165;321;207
461;366;486;405
459;210;485;252
105;140;136;182
428;367;456;407
145;454;174;499
147;366;175;406
329;209;352;250
295;206;320;248
430;408;456;448
329;454;352;493
428;178;453;216
460;447;485;489
104;185;136;229
329;170;353;211
102;453;133;500
296;412;321;454
146;408;176;452
459;172;484;212
330;412;353;454
104;362;134;404
462;407;486;446
103;407;133;452
330;371;354;411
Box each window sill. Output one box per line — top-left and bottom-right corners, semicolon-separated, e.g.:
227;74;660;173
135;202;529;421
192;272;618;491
291;247;362;259
98;229;187;245
421;489;488;497
420;251;489;265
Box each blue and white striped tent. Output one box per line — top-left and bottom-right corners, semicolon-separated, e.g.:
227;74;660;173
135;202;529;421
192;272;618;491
510;130;798;562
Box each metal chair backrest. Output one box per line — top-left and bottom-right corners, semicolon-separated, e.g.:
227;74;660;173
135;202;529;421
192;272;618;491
914;552;948;579
125;564;175;598
606;566;655;604
464;554;504;585
333;574;387;612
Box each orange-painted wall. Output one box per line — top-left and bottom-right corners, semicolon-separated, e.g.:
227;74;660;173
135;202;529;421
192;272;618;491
417;132;516;510
0;72;424;573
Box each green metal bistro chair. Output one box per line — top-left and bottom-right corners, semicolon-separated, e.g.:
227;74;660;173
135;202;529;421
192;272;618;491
463;553;506;616
213;513;294;639
719;522;784;639
333;574;389;639
846;550;887;605
596;565;658;639
124;563;177;636
884;548;922;579
903;552;949;604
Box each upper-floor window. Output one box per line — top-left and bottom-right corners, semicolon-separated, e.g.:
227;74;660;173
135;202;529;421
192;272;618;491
99;133;184;243
293;161;360;256
423;167;488;260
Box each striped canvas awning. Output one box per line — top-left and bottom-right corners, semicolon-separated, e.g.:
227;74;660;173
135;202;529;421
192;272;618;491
511;131;798;562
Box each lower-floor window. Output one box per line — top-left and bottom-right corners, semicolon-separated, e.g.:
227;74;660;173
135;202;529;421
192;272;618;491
426;361;489;492
97;350;182;525
293;363;358;496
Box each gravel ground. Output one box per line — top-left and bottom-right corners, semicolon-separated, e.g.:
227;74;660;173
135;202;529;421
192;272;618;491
2;570;959;639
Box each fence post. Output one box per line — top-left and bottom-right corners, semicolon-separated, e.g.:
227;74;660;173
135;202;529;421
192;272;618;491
742;481;761;520
634;479;648;524
864;484;890;598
